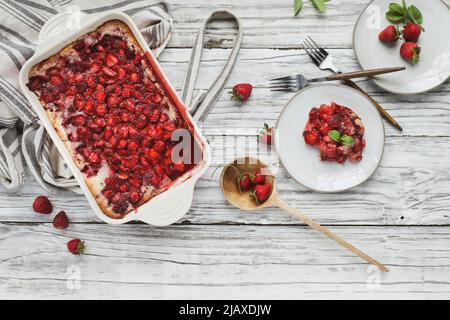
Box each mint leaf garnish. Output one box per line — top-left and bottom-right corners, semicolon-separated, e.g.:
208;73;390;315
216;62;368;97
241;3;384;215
328;130;356;147
407;5;423;24
294;0;329;16
294;0;303;16
311;0;326;13
328;130;341;143
341;135;355;147
386;11;404;23
389;3;404;15
402;0;407;14
385;1;423;25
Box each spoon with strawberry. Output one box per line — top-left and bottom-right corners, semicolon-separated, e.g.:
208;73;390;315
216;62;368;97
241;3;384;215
220;156;389;272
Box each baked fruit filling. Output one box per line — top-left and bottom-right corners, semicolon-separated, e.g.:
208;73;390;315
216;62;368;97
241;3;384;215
27;20;200;218
303;102;366;163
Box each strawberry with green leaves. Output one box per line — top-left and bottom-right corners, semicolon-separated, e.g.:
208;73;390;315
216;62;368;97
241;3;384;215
252;169;266;185
218;164;253;193
238;173;253;192
400;41;421;64
403;22;422;42
230;83;253;102
250;183;272;205
258;123;273;145
67;239;86;255
378;25;401;43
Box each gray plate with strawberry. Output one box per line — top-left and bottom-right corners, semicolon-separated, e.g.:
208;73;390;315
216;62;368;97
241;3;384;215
353;0;450;94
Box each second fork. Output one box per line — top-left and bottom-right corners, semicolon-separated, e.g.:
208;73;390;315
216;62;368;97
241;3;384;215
270;67;405;92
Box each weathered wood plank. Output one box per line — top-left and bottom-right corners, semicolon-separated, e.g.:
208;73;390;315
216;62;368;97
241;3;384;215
156;48;450;137
167;0;372;48
1;223;450;299
1;136;449;225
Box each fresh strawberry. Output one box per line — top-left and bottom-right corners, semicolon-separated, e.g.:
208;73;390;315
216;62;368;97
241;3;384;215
32;196;53;214
238;173;252;191
53;211;69;229
252;170;266;185
230;83;253;102
67;239;86;255
258;123;273;145
400;42;421;64
378;25;400;43
403;22;422;42
251;183;272;204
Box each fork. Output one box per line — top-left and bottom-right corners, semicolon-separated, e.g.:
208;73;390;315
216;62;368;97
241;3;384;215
269;67;405;92
302;36;403;131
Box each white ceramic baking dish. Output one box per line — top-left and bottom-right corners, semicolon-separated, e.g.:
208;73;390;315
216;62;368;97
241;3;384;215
18;11;211;225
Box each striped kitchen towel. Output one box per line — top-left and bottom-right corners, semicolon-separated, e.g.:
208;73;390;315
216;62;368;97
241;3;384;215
0;0;172;192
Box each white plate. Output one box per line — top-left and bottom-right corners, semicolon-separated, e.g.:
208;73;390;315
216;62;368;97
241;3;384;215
275;84;385;192
353;0;450;94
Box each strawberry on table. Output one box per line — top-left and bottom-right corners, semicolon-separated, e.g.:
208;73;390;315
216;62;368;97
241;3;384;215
32;196;53;214
400;42;421;64
378;25;401;43
67;239;86;255
258;123;273;145
53;211;69;229
230;83;253;102
403;22;422;42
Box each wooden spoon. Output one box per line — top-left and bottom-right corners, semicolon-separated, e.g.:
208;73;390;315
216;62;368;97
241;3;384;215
220;156;389;272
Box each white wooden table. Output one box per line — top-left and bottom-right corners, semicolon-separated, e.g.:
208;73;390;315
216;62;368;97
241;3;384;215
1;0;450;299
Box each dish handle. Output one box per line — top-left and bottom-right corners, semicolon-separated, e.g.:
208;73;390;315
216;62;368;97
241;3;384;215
135;181;196;226
38;10;88;46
